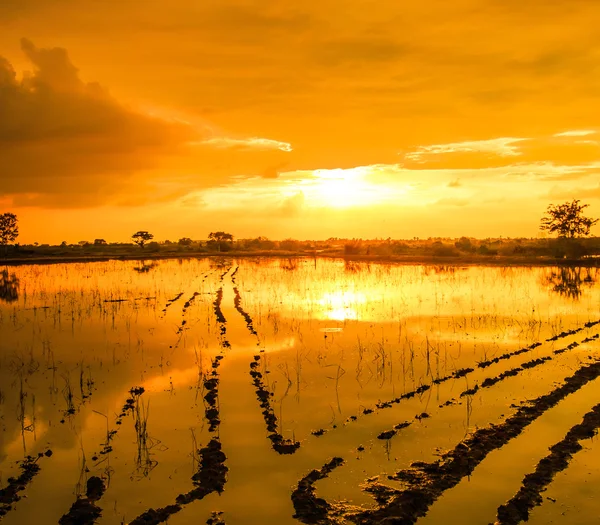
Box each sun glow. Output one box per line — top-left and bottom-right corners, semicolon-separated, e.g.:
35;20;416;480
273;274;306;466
299;167;400;209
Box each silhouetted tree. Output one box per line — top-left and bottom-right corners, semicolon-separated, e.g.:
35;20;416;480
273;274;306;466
94;239;107;246
540;200;598;238
132;231;154;249
208;232;233;243
0;213;19;254
0;269;19;303
208;231;233;252
178;237;193;246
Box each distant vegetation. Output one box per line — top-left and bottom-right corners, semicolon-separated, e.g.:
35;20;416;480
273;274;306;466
0;201;598;262
2;235;600;263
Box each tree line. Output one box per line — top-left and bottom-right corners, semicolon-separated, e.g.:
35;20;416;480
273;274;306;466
0;200;598;255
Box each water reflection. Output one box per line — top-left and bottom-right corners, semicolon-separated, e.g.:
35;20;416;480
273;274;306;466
0;259;599;525
133;260;159;273
0;269;19;303
544;267;597;299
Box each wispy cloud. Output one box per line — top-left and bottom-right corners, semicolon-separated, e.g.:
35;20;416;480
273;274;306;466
199;137;293;152
554;130;597;137
404;137;527;162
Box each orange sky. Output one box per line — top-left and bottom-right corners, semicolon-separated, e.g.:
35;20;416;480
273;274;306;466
1;0;599;244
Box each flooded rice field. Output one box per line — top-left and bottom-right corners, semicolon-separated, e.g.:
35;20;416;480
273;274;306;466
0;258;599;525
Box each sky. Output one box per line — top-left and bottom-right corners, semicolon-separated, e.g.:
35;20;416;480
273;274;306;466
1;0;599;244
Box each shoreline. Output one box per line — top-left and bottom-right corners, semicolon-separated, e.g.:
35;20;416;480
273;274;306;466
1;251;599;267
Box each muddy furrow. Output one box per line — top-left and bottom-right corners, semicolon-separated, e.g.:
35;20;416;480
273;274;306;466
357;333;599;457
339;358;600;525
58;476;106;525
128;439;228;525
230;271;301;454
495;403;600;525
314;321;600;434
292;457;345;524
90;386;146;462
545;320;600;342
128;283;230;524
0;450;53;518
161;292;185;315
207;510;226;524
460;334;599;397
55;387;147;523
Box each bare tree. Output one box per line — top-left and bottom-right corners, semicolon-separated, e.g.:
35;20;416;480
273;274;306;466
540;200;598;238
132;231;154;249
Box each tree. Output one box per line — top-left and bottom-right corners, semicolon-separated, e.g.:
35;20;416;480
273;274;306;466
94;239;107;246
208;231;233;252
208;232;233;243
0;213;19;252
178;237;193;246
132;231;154;249
540;200;598;238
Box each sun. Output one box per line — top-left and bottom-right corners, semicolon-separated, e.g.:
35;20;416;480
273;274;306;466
304;167;390;208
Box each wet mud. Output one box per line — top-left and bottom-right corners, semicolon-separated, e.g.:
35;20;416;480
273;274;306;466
58;476;106;525
341;358;600;525
0;450;52;517
292;457;345;523
495;403;600;525
129;439;228;525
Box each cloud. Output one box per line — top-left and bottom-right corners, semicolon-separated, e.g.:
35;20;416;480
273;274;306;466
262;162;289;179
405;138;527;163
199;136;292;152
0;39;198;207
554;130;597;137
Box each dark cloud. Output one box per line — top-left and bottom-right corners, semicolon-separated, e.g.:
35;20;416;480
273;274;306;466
0;39;196;207
262;162;289;179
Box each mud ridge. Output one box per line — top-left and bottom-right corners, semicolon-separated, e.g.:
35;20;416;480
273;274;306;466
337;325;600;430
129;439;228;525
343;358;600;525
250;355;301;454
58;476;106;525
546;320;600;342
495;403;600;525
371;333;599;447
0;450;53;517
230;274;299;454
292;457;345;523
207;510;225;524
161;292;184;314
232;286;258;336
91;386;145;461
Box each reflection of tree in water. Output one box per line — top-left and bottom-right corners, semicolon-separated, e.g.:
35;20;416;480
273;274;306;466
281;258;299;271
209;257;232;270
133;260;159;274
544;267;597;299
0;269;19;303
